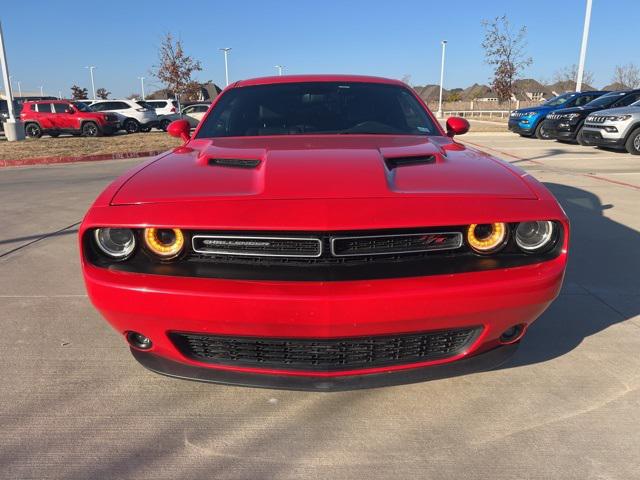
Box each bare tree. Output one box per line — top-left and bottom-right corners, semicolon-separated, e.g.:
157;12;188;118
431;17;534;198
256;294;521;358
400;74;412;85
152;33;202;101
481;15;532;102
553;64;594;87
95;88;111;100
612;63;640;89
70;85;88;100
126;93;141;100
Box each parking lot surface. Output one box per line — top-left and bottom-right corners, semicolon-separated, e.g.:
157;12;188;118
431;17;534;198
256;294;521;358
1;132;639;479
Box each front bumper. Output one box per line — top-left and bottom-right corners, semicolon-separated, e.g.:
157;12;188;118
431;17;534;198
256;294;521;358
581;129;626;148
542;119;578;141
83;252;566;388
508;119;535;135
131;342;520;391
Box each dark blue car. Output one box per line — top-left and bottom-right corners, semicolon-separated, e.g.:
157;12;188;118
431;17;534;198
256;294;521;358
508;91;608;139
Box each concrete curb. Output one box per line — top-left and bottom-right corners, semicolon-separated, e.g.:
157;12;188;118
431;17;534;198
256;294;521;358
0;149;167;168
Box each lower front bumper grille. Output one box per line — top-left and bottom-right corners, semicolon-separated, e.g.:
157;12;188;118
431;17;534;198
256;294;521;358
169;327;481;371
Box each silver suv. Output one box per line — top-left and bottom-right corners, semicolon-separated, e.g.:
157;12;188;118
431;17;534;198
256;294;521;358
582;100;640;154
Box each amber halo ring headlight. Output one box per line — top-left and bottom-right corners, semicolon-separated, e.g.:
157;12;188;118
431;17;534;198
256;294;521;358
466;223;507;254
94;228;136;259
143;228;185;259
515;221;555;252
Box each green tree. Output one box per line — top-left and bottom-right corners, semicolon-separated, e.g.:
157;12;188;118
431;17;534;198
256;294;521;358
70;85;88;100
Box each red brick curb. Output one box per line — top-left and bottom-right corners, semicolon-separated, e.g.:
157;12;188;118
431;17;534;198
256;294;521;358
0;149;167;168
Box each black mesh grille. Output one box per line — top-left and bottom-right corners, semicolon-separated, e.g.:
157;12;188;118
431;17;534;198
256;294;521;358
192;236;321;257
169;327;481;371
331;232;461;256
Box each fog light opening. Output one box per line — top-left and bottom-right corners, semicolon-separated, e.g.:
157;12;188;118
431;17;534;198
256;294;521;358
126;331;153;350
499;324;526;344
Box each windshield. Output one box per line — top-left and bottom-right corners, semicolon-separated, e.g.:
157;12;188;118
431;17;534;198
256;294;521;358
584;92;627;108
196;82;439;138
543;93;576;107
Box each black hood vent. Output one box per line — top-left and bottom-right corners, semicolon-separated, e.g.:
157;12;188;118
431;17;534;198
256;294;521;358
384;155;436;170
208;158;261;169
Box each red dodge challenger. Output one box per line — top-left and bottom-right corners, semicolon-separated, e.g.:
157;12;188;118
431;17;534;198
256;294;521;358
80;75;569;390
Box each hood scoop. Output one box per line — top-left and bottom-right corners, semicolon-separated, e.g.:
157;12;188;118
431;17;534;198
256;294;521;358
208;158;261;169
384;155;436;170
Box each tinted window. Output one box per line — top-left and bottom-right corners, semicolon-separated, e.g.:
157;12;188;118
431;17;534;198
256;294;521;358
37;103;53;113
543;93;575;107
53;103;71;113
585;92;627;108
615;93;640;107
196;82;438;138
113;102;130;110
146;101;166;108
575;95;599;106
91;102;106;111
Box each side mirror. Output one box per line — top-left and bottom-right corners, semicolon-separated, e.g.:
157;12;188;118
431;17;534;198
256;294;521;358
446;117;470;137
167;119;191;143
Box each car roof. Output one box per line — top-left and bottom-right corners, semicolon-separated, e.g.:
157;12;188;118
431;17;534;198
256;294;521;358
233;74;405;88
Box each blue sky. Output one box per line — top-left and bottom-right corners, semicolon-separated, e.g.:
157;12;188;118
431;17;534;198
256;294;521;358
3;0;638;97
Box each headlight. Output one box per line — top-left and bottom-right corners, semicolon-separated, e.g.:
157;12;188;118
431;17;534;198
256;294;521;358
606;115;631;122
515;221;555;252
143;228;184;258
94;228;136;259
466;223;507;253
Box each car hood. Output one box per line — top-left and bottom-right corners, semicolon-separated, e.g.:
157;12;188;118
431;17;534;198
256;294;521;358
111;135;537;205
588;105;640;116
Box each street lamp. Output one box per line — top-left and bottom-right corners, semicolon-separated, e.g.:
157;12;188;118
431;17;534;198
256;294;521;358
138;76;145;100
437;40;447;119
17;80;21;98
575;0;593;92
39;85;44;96
85;65;96;99
274;65;285;76
219;48;232;86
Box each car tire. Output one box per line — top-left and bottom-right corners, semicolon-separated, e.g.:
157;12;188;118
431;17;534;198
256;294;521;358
160;119;171;131
534;122;551;140
575;127;586;146
140;126;151;133
24;122;42;138
82;122;100;137
625;128;640;155
123;118;140;134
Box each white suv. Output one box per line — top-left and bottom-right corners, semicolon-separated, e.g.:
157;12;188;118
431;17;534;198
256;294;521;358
582;100;640;155
140;99;180;131
89;99;158;133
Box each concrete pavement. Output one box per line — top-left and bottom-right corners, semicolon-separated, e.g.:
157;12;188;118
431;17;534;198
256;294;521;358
1;137;639;479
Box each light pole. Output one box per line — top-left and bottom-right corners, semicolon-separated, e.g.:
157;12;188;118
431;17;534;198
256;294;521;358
575;0;593;92
0;20;24;141
58;90;62;100
138;76;145;99
437;40;447;119
17;80;21;98
274;65;284;76
85;65;96;99
219;48;231;86
39;85;44;96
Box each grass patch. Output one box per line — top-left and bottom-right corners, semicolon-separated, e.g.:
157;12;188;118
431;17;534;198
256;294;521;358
0;132;181;161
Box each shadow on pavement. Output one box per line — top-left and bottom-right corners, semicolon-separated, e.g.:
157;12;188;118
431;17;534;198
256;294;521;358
505;182;639;368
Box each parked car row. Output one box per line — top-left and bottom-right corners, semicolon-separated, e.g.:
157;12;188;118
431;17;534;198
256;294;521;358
18;98;211;138
508;89;640;155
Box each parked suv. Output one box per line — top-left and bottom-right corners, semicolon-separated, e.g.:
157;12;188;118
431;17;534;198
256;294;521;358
581;100;640;155
542;90;640;144
141;99;179;131
508;91;608;139
89;99;158;133
20;100;120;138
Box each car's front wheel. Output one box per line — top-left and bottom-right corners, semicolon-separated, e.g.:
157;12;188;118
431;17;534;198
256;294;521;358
535;122;551;140
24;122;42;138
575;127;586;146
159;119;171;131
123;118;140;134
140;126;151;133
625;128;640;155
82;122;100;137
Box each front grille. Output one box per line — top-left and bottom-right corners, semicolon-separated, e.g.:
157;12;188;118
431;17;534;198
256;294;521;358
169;327;481;371
192;235;322;258
586;115;607;124
331;232;462;256
546;113;562;120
